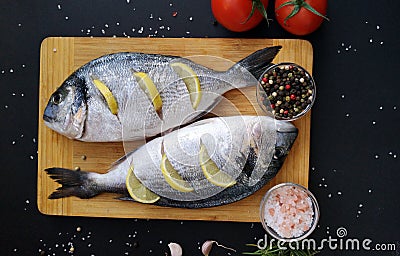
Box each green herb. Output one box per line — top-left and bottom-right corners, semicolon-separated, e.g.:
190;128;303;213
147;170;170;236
243;242;319;256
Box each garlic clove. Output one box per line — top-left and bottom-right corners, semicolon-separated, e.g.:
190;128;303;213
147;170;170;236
201;240;236;256
168;242;183;256
201;240;215;256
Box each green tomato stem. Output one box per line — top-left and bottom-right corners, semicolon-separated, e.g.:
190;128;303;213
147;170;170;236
275;0;329;25
242;0;270;26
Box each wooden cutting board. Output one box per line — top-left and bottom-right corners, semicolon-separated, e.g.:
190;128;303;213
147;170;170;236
38;37;313;222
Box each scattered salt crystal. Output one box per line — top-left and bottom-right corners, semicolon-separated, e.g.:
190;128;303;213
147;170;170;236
359;204;363;208
65;16;69;20
337;50;341;54
368;189;372;193
105;24;109;28
369;38;373;43
53;48;57;52
376;25;380;30
26;199;30;204
189;17;193;21
379;106;383;110
372;121;376;125
57;4;61;10
76;227;81;232
10;69;14;73
345;113;350;117
374;154;379;159
337;191;342;195
341;43;345;47
380;41;384;45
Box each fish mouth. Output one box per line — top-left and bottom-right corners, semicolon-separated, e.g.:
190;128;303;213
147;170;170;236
275;119;298;133
43;112;53;123
43;102;57;123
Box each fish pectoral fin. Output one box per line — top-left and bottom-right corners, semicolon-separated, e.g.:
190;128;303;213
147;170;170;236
115;196;135;202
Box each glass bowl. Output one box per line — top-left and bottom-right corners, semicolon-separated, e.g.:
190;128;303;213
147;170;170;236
256;63;316;121
259;183;320;242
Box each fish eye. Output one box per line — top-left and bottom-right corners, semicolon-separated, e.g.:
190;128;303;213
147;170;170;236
52;93;64;105
273;147;286;159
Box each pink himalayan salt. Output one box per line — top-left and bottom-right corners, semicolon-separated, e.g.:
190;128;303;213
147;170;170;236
264;185;314;238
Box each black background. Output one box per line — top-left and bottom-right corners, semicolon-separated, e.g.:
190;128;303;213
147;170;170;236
0;0;399;255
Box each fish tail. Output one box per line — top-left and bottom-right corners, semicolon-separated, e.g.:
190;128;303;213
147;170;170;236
45;168;100;199
234;46;282;80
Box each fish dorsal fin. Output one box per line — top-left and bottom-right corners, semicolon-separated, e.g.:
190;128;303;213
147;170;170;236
109;149;137;169
186;117;217;128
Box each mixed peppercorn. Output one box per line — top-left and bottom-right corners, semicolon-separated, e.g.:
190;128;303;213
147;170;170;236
259;63;315;120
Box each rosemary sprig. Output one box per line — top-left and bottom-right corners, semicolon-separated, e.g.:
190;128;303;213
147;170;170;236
243;242;319;256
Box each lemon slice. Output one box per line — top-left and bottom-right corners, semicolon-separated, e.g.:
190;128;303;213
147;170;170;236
133;72;163;114
170;62;202;109
92;78;119;115
199;143;236;188
126;165;160;203
160;153;194;192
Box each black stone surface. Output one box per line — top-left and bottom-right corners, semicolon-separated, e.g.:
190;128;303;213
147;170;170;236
0;0;399;255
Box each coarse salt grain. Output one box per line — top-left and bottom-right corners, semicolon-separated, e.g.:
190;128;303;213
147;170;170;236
264;185;314;238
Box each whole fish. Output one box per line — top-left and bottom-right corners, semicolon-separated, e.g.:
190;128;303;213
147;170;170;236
45;115;298;208
43;46;281;141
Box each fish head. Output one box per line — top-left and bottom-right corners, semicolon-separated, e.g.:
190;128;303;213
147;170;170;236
43;75;88;139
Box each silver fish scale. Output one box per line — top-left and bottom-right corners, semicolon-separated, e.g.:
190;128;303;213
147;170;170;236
77;53;258;141
132;116;263;201
78;53;177;141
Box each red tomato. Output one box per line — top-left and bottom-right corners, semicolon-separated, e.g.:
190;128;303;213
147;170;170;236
275;0;328;36
211;0;269;32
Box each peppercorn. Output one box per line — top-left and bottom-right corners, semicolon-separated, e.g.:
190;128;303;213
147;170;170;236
259;63;314;120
